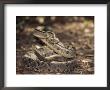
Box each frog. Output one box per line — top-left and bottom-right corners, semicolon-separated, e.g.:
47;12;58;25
32;27;75;59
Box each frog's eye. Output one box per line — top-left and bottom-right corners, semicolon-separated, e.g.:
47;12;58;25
46;33;54;38
47;31;54;35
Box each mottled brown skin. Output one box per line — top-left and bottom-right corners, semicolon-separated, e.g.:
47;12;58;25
33;29;75;58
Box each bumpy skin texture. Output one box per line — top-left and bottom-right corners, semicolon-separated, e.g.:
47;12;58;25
33;29;75;58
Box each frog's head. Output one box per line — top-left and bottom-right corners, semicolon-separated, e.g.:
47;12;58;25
33;28;47;39
33;26;55;39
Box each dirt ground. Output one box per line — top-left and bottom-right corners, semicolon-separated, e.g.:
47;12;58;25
16;16;94;74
